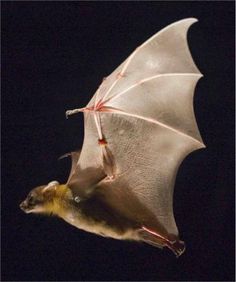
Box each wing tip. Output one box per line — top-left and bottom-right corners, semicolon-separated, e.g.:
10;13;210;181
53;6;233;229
175;17;198;26
201;140;206;148
140;18;199;50
165;17;199;31
195;139;206;150
199;142;206;149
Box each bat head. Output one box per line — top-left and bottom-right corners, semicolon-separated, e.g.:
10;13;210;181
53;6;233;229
20;181;60;214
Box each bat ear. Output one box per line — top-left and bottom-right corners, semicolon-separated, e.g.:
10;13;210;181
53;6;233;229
42;181;59;198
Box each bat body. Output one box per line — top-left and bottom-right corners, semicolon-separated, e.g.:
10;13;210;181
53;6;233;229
20;18;205;257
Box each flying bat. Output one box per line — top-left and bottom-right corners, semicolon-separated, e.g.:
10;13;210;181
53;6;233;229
20;18;205;257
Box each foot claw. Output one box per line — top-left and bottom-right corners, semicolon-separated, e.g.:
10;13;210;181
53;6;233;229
65;110;72;118
167;240;186;257
65;108;86;118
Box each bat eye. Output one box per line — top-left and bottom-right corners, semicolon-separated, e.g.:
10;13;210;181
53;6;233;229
28;194;35;205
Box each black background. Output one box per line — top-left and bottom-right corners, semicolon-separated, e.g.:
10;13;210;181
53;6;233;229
2;2;235;281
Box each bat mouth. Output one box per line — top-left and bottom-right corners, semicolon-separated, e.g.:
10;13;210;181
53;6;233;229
20;200;45;214
19;201;34;213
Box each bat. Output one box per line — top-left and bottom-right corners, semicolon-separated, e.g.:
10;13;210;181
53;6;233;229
20;18;205;257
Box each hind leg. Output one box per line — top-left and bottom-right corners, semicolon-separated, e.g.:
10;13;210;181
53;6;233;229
138;226;185;257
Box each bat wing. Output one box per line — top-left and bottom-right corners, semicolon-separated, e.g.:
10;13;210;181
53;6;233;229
67;18;205;237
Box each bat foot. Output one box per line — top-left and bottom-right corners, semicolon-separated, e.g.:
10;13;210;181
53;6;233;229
166;240;186;258
140;226;185;257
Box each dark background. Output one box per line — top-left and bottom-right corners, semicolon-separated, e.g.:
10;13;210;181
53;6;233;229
2;2;234;281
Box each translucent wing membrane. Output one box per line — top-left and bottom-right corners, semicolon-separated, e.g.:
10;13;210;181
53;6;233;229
105;74;204;145
69;18;204;237
88;18;201;108
98;113;200;236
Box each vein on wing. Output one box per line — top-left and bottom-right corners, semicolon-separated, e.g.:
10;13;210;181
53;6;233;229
104;73;202;104
100;18;198;103
100;108;204;147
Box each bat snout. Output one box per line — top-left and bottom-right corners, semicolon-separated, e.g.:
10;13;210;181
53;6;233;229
19;200;27;212
19;200;32;213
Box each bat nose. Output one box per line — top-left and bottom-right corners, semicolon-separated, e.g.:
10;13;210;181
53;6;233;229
19;201;27;211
